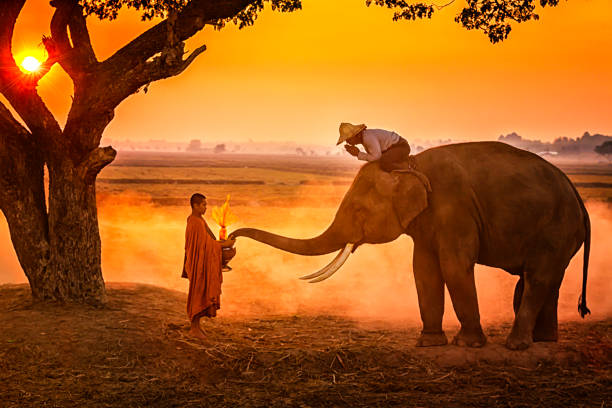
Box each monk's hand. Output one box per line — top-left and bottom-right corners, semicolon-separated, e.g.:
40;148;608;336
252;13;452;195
344;144;359;156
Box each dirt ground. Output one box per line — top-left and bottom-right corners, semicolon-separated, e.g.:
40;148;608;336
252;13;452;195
0;283;610;407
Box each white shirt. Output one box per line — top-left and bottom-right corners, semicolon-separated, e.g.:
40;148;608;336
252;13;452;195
357;129;401;161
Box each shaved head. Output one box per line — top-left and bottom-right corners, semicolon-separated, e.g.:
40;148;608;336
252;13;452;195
190;193;206;208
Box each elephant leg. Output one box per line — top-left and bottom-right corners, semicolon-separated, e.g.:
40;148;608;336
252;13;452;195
441;257;487;347
513;275;524;316
440;256;486;348
533;288;560;342
512;272;558;342
506;260;563;350
413;245;447;347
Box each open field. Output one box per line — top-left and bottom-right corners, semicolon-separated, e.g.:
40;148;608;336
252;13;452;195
1;151;611;406
97;153;358;207
0;283;610;407
96;152;612;206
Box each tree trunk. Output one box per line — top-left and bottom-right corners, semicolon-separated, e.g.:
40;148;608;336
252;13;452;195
40;160;106;303
2;156;107;303
0;151;50;297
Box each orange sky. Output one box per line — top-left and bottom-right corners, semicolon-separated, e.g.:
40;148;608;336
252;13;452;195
8;0;612;145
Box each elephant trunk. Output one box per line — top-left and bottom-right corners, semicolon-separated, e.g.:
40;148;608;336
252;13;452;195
230;226;347;256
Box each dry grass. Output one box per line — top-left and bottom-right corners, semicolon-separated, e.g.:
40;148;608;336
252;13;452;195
1;283;610;407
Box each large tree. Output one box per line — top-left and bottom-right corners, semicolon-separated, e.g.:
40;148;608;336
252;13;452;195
0;0;561;304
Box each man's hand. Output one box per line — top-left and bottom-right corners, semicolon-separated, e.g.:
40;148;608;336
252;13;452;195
219;238;236;248
344;144;360;156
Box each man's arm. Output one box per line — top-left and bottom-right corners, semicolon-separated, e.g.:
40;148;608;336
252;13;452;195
357;133;382;161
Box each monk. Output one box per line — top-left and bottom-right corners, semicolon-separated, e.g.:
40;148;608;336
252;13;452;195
183;193;235;339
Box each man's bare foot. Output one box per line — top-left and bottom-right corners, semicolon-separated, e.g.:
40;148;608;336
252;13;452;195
189;320;206;339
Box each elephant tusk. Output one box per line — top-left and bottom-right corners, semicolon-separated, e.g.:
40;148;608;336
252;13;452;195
298;243;354;281
298;246;348;280
306;243;354;284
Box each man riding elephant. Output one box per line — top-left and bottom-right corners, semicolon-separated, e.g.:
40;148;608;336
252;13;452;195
338;122;413;172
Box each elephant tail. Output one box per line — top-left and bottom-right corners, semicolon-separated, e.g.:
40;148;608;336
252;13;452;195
568;178;591;318
578;198;591;318
556;165;591;317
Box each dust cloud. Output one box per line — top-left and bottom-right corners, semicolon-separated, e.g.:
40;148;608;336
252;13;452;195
1;197;610;328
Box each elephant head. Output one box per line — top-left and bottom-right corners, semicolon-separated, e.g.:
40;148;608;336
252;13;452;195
230;162;431;282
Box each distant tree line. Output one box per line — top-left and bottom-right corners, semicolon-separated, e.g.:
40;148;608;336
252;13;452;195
498;132;612;156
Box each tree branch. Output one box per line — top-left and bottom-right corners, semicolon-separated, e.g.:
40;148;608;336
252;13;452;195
47;0;98;80
100;0;253;87
49;0;73;65
78;146;117;184
433;0;455;10
59;0;253;138
132;43;208;92
67;5;97;66
61;40;208;154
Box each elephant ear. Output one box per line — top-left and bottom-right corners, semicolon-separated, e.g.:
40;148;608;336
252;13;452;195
391;170;431;229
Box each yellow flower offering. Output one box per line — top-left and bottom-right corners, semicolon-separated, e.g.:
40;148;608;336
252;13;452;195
211;194;238;240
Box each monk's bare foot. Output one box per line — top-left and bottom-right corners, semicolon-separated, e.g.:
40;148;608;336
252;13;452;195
188;326;206;339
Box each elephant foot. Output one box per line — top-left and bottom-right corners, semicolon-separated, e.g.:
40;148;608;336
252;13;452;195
452;327;486;348
505;333;533;350
416;331;448;347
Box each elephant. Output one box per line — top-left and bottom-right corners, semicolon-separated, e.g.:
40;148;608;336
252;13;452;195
230;142;590;350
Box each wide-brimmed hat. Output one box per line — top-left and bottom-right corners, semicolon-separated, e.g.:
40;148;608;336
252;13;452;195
337;123;366;145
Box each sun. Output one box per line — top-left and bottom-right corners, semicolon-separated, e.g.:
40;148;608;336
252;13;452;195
20;56;42;73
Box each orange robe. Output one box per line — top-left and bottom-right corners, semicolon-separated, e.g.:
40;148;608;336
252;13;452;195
184;215;223;320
